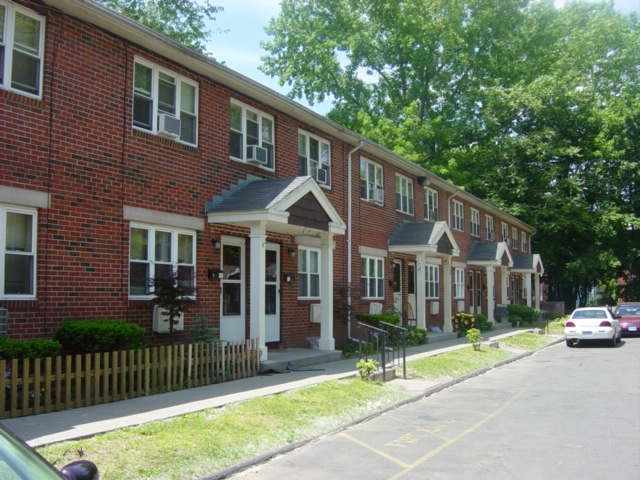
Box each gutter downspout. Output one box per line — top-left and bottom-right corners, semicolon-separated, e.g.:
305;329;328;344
347;141;364;339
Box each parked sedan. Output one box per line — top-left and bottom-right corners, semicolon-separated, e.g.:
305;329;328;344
564;307;622;347
614;303;640;336
0;425;98;479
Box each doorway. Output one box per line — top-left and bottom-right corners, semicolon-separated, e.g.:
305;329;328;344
220;237;245;341
265;244;280;342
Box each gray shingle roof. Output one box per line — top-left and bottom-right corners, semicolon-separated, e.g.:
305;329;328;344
205;176;296;213
467;242;500;262
389;222;437;246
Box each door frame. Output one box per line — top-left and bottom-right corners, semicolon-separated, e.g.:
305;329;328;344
265;242;280;342
220;236;245;342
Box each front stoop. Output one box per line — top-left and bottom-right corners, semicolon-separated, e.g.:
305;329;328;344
260;349;343;373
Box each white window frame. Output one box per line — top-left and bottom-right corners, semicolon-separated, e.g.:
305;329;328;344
451;200;464;231
521;231;527;253
425;264;440;299
298;130;331;186
486;215;495;241
298;247;320;299
470;208;480;237
1;204;37;299
424;187;439;221
360;158;384;205
128;223;197;299
395;174;414;215
132;57;199;145
511;227;519;250
454;267;465;299
361;255;384;299
0;1;45;98
501;222;509;243
229;99;275;170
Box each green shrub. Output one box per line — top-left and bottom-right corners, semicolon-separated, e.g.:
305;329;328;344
474;313;493;332
355;358;378;380
55;319;145;354
0;337;61;360
466;328;482;350
507;304;541;325
452;312;476;337
406;327;428;346
355;312;401;326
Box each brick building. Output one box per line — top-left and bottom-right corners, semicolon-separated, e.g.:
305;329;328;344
0;0;544;359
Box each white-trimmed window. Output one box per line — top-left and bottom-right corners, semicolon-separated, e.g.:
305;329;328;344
0;1;45;98
395;174;414;215
1;205;36;298
454;267;465;299
425;264;440;299
501;222;509;243
521;231;528;253
451;200;464;231
298;247;320;298
470;208;480;237
129;224;196;297
511;227;519;250
361;255;384;299
298;130;330;186
486;215;495;241
133;57;198;145
360;158;384;204
424;187;438;221
229;100;274;169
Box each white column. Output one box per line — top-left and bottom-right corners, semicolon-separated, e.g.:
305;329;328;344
318;233;335;350
442;257;453;333
486;266;495;323
249;223;267;360
534;273;541;310
501;267;509;304
525;273;533;307
416;254;426;330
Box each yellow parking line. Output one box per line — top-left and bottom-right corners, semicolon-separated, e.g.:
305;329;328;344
386;390;524;480
340;432;412;468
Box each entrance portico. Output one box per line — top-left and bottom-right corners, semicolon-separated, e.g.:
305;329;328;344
206;176;345;360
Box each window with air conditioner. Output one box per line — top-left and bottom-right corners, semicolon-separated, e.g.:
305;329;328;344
230;100;274;169
395;174;414;215
1;205;37;299
132;57;198;145
360;158;383;204
298;131;331;186
0;1;45;98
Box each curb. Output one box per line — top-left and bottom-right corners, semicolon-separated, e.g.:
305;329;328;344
199;335;563;480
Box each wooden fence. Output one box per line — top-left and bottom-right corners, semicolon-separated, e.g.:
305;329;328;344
0;339;259;419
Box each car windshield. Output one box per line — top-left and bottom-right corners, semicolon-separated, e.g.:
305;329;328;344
617;306;640;315
572;310;607;319
0;430;62;480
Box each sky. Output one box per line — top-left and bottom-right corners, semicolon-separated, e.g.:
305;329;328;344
205;0;640;116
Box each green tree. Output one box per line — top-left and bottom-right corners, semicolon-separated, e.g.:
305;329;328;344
262;0;640;308
97;0;222;53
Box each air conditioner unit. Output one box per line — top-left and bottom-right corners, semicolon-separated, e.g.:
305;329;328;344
315;167;328;184
430;301;440;315
158;113;181;138
369;302;383;314
373;187;384;204
310;303;321;323
152;305;184;333
246;145;268;165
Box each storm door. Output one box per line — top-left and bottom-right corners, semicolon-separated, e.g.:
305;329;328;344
265;244;280;342
220;238;245;341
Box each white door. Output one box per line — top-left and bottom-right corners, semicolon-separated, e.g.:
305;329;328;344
393;261;402;315
220;238;245;341
407;262;416;325
265;244;280;342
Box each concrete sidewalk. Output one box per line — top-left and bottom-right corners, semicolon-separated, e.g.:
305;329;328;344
1;329;525;447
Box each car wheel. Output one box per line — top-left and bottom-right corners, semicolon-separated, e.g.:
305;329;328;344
610;335;617;347
566;339;574;347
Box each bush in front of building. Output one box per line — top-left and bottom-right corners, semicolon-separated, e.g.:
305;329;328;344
452;312;476;337
474;314;493;332
54;319;145;354
406;327;428;346
0;337;62;360
507;304;541;326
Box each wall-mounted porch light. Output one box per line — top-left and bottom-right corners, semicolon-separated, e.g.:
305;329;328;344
283;273;295;283
211;238;221;249
208;268;224;280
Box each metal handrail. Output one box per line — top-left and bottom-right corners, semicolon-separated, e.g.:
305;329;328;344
356;321;407;380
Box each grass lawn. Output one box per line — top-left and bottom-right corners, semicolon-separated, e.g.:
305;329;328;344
38;379;409;480
499;332;556;350
37;332;559;479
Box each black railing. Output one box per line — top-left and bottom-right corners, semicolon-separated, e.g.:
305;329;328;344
356;321;407;380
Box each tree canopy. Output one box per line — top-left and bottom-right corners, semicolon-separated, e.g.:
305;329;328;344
96;0;221;53
262;0;640;307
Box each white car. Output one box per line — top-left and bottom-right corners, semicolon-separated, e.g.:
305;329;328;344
564;307;622;347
